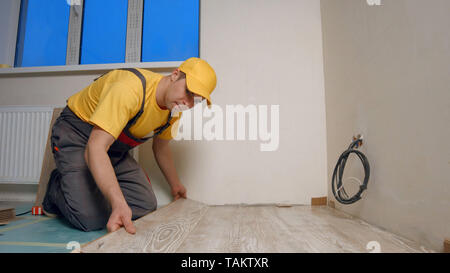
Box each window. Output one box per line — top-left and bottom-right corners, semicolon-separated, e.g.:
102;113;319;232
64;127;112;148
14;0;199;68
81;0;128;64
142;0;199;62
15;0;70;67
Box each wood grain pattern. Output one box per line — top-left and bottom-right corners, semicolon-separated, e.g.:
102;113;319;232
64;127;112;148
175;205;241;253
177;205;342;253
178;205;431;253
82;200;433;253
34;107;63;207
295;206;429;253
81;198;208;253
0;207;15;223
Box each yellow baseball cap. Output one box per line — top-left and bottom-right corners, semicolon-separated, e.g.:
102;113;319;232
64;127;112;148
179;57;217;108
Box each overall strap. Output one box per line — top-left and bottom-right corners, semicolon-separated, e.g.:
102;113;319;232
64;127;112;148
94;68;147;127
141;115;173;141
94;68;172;140
117;68;146;128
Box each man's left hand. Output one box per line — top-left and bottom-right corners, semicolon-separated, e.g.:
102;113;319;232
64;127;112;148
171;183;187;201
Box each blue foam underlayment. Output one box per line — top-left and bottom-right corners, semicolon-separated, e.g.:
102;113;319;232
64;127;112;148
0;203;106;253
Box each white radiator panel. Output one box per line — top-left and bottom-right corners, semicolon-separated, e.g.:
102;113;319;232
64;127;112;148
0;106;53;184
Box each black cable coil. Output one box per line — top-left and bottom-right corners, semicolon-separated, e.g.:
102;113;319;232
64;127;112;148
331;138;370;204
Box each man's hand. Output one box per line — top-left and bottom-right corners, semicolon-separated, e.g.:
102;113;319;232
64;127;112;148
171;183;187;201
86;126;135;234
153;137;187;201
107;203;136;234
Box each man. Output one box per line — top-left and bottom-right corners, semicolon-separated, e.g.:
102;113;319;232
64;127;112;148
43;57;217;234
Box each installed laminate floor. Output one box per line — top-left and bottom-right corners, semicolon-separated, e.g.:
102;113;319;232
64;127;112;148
81;199;432;253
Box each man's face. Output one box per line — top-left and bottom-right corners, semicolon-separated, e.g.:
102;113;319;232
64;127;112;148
165;70;203;112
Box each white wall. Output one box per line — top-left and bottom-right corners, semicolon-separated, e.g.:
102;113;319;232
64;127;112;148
0;0;328;206
321;0;450;252
141;0;328;206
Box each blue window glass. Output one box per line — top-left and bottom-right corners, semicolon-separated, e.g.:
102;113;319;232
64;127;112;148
14;0;70;67
80;0;128;64
142;0;199;62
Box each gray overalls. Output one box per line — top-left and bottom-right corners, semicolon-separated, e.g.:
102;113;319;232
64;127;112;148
43;68;172;231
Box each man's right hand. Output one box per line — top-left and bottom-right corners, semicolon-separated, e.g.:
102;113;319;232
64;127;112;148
107;203;136;235
86;126;136;235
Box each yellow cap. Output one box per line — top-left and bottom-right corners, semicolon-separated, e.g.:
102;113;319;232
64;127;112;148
179;57;217;108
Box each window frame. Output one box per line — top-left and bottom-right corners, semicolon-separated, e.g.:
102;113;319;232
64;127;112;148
0;0;198;75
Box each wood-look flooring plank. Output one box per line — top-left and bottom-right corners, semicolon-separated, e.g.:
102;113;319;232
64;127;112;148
308;206;432;253
175;205;241;253
177;205;345;253
35;107;64;207
245;206;345;252
81;198;208;253
177;205;431;253
82;201;431;253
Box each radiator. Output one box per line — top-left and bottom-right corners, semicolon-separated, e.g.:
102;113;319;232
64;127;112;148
0;106;53;184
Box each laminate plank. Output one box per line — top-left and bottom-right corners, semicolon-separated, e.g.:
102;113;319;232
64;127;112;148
34;107;64;207
231;206;310;252
177;205;432;253
307;206;432;253
273;206;362;252
81;198;208;253
239;206;344;252
82;201;432;253
0;207;15;223
177;205;344;252
175;205;241;253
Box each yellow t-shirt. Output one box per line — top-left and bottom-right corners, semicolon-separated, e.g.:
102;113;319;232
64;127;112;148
67;68;181;140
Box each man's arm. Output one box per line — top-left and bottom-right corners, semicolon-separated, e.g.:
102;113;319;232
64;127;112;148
84;126;136;234
152;136;187;200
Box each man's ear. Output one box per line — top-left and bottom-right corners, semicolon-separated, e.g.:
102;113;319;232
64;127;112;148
170;68;181;82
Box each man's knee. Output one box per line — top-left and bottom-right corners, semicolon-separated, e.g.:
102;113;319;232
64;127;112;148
66;207;109;232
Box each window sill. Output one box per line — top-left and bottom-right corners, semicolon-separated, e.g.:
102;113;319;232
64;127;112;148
0;61;182;75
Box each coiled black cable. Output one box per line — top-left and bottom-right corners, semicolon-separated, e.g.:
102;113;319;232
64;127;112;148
331;137;370;204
